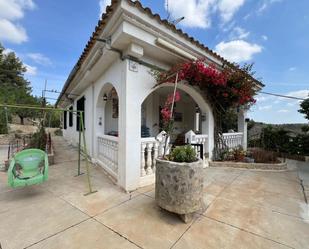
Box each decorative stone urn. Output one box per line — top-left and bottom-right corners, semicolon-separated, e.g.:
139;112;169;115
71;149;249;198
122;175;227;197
155;158;204;223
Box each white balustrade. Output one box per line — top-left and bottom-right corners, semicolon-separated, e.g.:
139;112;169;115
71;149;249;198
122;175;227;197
97;135;118;178
195;134;208;146
185;130;208;157
222;132;243;149
140;137;164;177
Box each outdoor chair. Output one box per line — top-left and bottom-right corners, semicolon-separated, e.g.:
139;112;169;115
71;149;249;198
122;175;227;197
8;149;49;188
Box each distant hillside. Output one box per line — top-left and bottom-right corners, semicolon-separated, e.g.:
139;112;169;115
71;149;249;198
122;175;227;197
248;121;307;138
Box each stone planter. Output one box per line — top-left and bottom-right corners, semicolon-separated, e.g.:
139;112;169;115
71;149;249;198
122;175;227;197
155;158;204;223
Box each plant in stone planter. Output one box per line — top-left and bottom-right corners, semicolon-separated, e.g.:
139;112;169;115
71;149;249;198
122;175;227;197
156;89;204;223
156;145;204;223
168;145;197;162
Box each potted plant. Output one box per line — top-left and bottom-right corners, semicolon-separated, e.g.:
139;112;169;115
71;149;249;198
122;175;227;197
155;90;204;223
155;145;204;223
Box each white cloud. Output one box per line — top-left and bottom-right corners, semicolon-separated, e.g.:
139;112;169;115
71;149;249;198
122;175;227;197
230;27;250;39
0;19;28;44
258;0;282;14
24;63;37;75
256;96;267;102
278;109;289;113
262;35;268;41
164;0;246;28
215;40;262;63
249;90;308;124
217;0;245;23
289;67;296;71
222;20;236;32
243;13;250;20
99;0;111;15
0;0;35;44
165;0;216;28
286;90;309;99
27;53;52;66
3;48;15;55
287;102;297;107
259;105;272;110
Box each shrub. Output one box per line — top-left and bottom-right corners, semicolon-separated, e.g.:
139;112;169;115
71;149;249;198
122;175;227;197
251;126;309;156
28;125;47;151
169;145;197;163
54;128;63;136
232;146;246;161
250;148;280;163
217;148;230;161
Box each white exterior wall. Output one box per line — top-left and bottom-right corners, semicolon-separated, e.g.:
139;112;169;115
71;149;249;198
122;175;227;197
62;55;216;192
117;60;157;191
62;85;93;156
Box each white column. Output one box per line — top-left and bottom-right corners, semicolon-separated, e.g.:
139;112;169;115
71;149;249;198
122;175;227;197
238;109;248;150
203;111;214;160
118;60;142;191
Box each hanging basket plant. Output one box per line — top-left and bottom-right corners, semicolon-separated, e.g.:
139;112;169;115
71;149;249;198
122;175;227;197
152;59;260;160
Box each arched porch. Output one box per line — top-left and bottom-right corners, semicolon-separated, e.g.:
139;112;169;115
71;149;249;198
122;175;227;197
95;83;119;180
139;82;215;186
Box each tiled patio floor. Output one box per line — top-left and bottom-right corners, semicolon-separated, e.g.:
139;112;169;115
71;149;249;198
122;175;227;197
0;136;308;249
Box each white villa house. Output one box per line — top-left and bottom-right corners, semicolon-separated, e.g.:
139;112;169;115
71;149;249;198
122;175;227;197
57;0;262;191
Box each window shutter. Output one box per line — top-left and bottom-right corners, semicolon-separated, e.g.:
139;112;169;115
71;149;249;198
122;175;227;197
69;106;73;127
76;96;85;131
64;111;67;129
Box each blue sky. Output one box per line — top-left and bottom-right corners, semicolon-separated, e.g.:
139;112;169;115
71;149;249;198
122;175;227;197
0;0;308;124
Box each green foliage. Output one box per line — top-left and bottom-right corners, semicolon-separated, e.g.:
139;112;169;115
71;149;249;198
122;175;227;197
247;119;255;130
45;109;61;128
218;146;245;161
54;128;63;136
0;43;41;129
301;125;309;133
299;97;309;120
251;126;309;156
169;145;197;163
29;125;47;151
260;126;290;153
216;147;230;161
221;108;238;132
0;108;8;133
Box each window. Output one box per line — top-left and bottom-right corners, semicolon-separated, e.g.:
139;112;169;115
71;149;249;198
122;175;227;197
63;111;67;129
76;96;85;131
69;106;73;127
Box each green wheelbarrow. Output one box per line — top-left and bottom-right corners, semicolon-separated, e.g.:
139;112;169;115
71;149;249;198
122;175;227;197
8;149;49;188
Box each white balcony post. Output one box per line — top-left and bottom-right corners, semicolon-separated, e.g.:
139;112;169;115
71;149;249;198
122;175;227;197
146;143;153;174
238;109;247;150
153;142;158;172
141;143;146;176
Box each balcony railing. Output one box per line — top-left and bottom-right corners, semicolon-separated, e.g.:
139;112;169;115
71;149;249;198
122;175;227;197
97;135;118;178
222;132;243;149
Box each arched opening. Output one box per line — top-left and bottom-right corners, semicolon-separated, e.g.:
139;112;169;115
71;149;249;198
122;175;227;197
141;87;202;141
95;83;119;180
139;83;214;180
140;83;213;144
96;83;119;137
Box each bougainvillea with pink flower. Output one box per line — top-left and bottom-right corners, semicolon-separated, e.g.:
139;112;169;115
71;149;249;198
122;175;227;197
161;91;181;132
153;59;260;159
